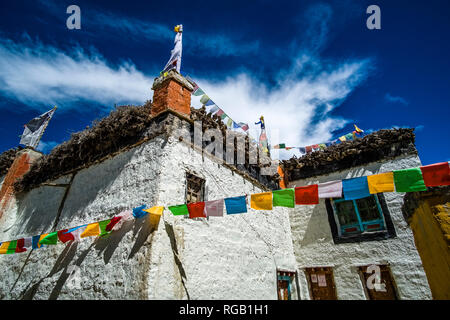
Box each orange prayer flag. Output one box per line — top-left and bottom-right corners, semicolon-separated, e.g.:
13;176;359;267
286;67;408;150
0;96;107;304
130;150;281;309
250;192;273;210
367;172;395;194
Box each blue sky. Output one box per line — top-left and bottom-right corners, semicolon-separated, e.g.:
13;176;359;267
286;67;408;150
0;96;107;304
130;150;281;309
0;0;448;165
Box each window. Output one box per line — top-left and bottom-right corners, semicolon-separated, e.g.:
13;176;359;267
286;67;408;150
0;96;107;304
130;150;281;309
276;270;299;300
358;265;398;300
304;267;337;300
333;195;386;236
325;193;397;243
185;172;205;204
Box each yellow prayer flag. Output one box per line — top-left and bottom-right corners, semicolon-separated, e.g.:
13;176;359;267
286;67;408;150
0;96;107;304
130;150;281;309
0;242;10;254
81;223;100;238
143;206;164;216
39;233;48;245
144;206;164;229
339;136;346;142
367;172;395;194
250;192;273;210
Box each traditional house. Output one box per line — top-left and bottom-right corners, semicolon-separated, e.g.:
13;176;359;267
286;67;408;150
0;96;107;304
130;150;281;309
280;129;433;299
0;70;433;300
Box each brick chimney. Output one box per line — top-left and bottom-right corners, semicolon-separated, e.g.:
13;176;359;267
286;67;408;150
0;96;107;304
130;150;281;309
151;70;194;117
0;148;42;219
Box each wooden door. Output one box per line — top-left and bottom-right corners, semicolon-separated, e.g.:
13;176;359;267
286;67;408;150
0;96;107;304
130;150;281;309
305;267;337;300
359;265;398;300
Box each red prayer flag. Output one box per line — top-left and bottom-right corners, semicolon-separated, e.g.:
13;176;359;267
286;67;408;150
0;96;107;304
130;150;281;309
58;229;75;243
295;185;319;205
305;146;313;153
106;216;122;231
420;162;450;187
15;238;27;253
187;202;206;218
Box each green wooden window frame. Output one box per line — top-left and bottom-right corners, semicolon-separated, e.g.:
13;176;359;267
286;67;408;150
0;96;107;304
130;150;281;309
332;195;386;237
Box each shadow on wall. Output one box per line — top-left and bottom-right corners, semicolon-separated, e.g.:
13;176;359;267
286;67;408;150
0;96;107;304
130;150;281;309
299;203;333;247
17;214;161;300
11;146;147;237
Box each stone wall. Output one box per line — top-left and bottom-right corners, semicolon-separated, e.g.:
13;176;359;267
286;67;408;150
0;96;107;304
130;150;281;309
0;131;296;300
287;154;432;300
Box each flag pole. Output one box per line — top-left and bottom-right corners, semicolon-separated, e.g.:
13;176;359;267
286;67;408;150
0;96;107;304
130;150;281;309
33;106;57;150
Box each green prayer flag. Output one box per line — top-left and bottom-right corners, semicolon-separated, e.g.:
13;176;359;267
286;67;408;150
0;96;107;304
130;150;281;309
39;232;58;245
168;204;189;216
221;113;227;120
99;219;112;236
279;143;286;149
7;240;17;254
200;94;210;105
393;168;427;192
193;88;205;96
272;189;295;208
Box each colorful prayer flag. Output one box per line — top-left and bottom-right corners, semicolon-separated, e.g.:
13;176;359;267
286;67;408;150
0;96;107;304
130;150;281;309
39;232;58;245
57;229;75;243
420;162;450;187
393;168;427;192
200;94;210;105
224;196;247;214
204;199;224;217
187;202;206;218
132;205;148;219
339;136;346;142
354;124;364;133
15;238;27;253
342;176;371;200
238;123;249;131
318;180;342;198
32;235;43;249
81;223;101;238
205;99;215;106
193;88;205;96
298;147;306;155
169;204;189;216
99;219;112;236
272;189;295;208
105;216;122;232
367;172;395;194
209;106;219;113
295;185;319;205
250;192;273;210
0;242;10;254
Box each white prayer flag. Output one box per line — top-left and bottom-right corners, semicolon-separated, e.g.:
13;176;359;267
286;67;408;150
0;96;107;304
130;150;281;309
318;180;343;198
163;25;183;73
19;107;56;148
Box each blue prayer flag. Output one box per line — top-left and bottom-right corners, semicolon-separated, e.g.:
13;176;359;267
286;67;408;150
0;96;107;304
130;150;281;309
224;196;247;214
342;176;371;200
133;205;148;218
32;235;42;249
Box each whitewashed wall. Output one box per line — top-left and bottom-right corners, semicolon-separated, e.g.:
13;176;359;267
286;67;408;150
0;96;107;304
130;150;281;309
0;132;297;300
287;154;432;300
149;135;297;299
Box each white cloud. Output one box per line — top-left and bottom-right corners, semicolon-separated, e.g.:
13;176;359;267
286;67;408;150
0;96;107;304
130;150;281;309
191;57;370;160
36;140;58;154
0;37;153;112
385;93;409;105
0;2;372;160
